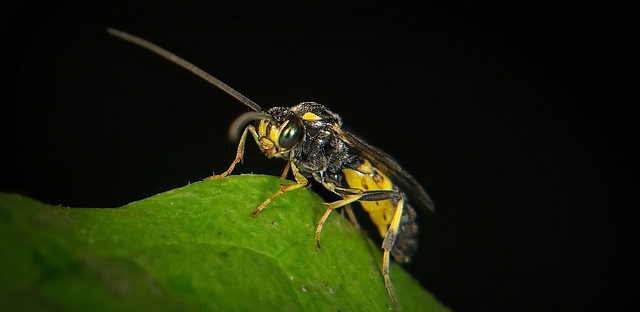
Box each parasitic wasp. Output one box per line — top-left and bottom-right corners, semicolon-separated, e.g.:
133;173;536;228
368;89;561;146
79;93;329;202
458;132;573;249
107;28;435;307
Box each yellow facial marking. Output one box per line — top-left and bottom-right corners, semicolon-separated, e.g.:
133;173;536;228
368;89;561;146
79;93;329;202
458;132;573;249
259;137;274;149
269;124;280;144
302;112;322;121
258;121;269;137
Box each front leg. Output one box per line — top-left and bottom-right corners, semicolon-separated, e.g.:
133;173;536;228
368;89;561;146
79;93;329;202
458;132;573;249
206;125;260;180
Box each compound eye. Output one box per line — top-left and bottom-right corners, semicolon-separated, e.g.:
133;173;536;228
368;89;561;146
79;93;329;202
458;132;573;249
278;117;303;150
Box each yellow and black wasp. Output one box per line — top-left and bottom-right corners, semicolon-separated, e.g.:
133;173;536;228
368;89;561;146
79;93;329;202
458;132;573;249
107;28;435;306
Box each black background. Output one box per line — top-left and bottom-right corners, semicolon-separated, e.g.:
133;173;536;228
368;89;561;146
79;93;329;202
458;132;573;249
2;1;636;311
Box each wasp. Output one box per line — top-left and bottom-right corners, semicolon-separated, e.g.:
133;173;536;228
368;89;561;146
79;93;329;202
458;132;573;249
107;28;435;307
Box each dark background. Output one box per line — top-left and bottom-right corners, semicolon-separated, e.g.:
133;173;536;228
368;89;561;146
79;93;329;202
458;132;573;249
2;1;636;311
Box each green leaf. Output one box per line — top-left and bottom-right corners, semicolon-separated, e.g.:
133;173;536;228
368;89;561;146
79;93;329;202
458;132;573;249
0;174;449;311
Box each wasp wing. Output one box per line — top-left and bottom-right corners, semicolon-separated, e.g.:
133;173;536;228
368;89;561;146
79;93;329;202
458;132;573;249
339;130;435;213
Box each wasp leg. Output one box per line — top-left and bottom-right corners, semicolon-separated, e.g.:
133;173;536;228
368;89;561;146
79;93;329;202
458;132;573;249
206;125;260;180
318;186;404;306
314;186;364;250
343;204;360;230
382;193;405;308
279;160;291;179
251;160;308;217
315;187;401;248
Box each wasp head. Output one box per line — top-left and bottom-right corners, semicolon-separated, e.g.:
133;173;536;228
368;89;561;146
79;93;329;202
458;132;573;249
251;107;304;158
229;102;341;159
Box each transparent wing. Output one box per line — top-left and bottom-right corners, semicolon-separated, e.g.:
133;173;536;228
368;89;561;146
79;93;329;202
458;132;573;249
339;130;435;213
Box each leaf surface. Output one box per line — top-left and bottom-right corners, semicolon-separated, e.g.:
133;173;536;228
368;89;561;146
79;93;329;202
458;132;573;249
0;175;448;311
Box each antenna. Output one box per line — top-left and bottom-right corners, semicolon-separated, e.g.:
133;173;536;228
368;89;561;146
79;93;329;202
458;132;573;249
106;28;264;112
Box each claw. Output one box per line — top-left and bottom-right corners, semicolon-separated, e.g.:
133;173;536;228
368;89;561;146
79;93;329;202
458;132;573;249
250;208;260;218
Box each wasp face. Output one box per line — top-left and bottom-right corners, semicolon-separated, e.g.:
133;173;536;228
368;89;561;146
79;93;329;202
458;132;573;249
256;107;304;158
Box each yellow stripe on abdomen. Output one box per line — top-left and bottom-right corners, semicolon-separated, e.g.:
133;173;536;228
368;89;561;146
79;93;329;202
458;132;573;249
342;159;395;237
